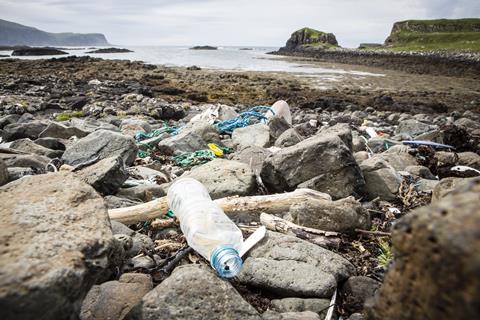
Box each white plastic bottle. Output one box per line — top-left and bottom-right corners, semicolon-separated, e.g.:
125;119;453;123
167;178;244;278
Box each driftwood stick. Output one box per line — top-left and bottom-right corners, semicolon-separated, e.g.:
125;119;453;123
355;229;391;237
108;188;331;225
260;212;339;237
260;212;340;249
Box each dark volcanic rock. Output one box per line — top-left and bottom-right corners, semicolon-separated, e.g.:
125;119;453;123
80;273;153;320
0;159;7;186
75;156;129;195
340;276;381;314
285;27;338;50
12;48;68;56
86;48;133;54
62;129;138;166
2;121;49;141
189;45;217;50
0;172;115;320
127;264;261;320
366;177;480;320
260;133;365;199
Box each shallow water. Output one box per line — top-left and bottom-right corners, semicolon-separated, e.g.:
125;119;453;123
0;45;383;79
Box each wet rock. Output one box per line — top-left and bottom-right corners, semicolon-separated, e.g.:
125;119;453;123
237;231;354;298
271;297;330;317
105;195;141;209
2;120;49;141
231;145;272;174
80;273;153;320
9;138;63;158
120;119;152;137
285;196;370;232
366;138;400;153
117;184;166;202
0;151;50;171
34;137;66;151
360;157;402;201
157;122;220;155
261;134;365;199
62;129;138;166
394;119;437;137
405;165;436;180
181;159;256;199
38;121;89;139
127;264;261;320
64;96;88;110
431;176;479;202
317;123;353;151
128;233;155;258
268;117;292;141
339;276;381;314
457;151;480;170
0;159;7;186
75;156;129;195
262;310;321;320
0;115;20;129
379;145;418;171
274;128;303;148
415;178;439;192
232;123;270;148
366;178;480;320
0;172;115;320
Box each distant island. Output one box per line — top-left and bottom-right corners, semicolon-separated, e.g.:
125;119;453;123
86;48;133;54
11;48;68;56
0;19;109;46
190;46;218;50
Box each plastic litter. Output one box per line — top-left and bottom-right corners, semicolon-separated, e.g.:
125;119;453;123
207;143;224;157
172;145;232;167
167;178;244;278
215;106;272;134
402;140;454;150
365;127;378;138
266;100;292;124
451;165;480;175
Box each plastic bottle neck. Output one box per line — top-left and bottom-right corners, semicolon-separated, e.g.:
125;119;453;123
210;245;243;278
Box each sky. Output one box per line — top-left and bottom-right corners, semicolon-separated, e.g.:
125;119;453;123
1;0;479;48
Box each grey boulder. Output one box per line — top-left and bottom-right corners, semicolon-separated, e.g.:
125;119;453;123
126;264;261;320
0;172;115;320
261;134;365;199
237;231;354;298
75;156;129;195
232;123;270;148
9;138;63;158
62;129;138;166
80;273;153;320
181;158;256;199
39;121;89;139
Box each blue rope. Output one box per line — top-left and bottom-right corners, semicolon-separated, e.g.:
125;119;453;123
215;106;274;134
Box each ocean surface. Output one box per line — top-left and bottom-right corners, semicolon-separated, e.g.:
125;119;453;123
0;46;383;80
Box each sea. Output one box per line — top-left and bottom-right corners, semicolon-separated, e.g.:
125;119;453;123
0;46;383;84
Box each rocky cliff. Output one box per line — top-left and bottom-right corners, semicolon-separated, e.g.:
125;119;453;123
284;27;338;50
385;18;480;51
0;19;109;46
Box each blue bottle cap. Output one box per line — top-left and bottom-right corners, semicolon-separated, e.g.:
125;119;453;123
210;245;243;278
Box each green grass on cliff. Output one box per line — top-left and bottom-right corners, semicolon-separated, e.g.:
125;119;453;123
299;27;326;40
387;31;480;52
397;18;480;28
385;18;480;52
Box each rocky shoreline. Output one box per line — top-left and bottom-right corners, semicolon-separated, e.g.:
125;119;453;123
270;47;480;79
1;56;480;320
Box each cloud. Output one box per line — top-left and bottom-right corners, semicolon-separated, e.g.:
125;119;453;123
1;0;479;47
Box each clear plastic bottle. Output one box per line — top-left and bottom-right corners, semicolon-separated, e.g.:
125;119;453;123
167;177;244;278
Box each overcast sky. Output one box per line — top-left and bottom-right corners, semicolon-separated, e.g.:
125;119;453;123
1;0;479;47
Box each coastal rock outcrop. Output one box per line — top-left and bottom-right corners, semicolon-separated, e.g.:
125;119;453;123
285;27;338;50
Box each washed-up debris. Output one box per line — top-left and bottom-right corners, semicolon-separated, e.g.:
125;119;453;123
402;140;454;150
167;178;244;278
